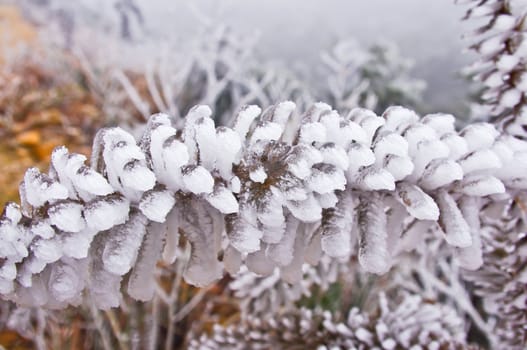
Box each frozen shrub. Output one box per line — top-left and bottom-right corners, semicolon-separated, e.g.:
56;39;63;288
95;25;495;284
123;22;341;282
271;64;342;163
1;101;526;310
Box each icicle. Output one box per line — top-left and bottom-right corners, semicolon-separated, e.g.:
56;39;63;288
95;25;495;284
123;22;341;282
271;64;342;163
320;191;353;258
48;260;84;303
128;222;166;301
246;247;276;276
162;207;180;264
280;226;306;284
102;210;148;276
180;201;223;287
358;195;391;275
435;190;472;248
88;234;122;309
456;197;483;270
267;216;299;266
223;244;242;275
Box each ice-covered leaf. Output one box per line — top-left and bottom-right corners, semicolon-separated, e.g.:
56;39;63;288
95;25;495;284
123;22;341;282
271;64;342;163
84;194;130;232
181;165;215;194
102;211;148;275
48;200;86;233
139;188;175;222
420;159;463;190
435;190;472;248
21;168;68;208
206;184;239;214
396;182;439;221
458;175;505;196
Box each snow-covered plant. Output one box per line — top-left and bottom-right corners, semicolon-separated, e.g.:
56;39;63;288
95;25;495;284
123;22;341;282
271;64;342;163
229;256;341;316
322;39;426;114
463;196;527;348
1;100;526;310
116;25;312;127
189;292;472;350
461;0;527;137
19;0;145;48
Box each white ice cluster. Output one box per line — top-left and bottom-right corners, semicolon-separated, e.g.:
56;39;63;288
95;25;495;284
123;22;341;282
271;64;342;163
1;101;527;309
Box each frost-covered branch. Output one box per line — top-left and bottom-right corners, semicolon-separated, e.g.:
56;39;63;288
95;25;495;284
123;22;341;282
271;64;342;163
1;101;527;309
461;0;527;137
463;195;527;348
189;292;472;349
322;39;425;114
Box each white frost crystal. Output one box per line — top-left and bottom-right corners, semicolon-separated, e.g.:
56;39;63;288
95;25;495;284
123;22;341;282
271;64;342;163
1;101;526;308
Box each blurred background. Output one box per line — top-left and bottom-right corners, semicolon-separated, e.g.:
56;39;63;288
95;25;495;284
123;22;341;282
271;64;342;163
0;0;476;208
